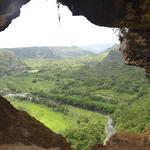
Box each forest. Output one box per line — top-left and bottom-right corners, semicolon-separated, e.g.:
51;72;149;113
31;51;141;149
0;45;150;149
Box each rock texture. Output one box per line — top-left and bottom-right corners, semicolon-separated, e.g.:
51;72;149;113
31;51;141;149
90;133;150;150
0;144;61;150
120;28;150;82
0;96;71;150
0;0;30;31
58;0;150;28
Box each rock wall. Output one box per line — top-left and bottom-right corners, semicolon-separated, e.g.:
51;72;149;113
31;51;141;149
0;0;30;31
0;96;71;150
90;132;150;150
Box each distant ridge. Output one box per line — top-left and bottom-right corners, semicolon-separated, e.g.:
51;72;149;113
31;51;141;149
81;43;116;54
7;46;94;59
0;49;29;76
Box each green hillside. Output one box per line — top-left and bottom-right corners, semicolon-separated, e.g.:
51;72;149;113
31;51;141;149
8;46;94;60
0;49;29;76
0;44;150;133
113;93;150;132
8;98;106;150
10;99;106;132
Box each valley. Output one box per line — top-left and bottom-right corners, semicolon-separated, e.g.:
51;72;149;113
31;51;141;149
9;99;106;133
0;45;150;150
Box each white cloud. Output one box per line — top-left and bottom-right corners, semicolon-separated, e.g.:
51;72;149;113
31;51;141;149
0;0;119;48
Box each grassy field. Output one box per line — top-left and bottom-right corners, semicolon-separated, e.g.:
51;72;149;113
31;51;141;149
9;99;106;133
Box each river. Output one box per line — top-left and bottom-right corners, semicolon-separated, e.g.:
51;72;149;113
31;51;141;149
5;93;28;98
104;116;116;144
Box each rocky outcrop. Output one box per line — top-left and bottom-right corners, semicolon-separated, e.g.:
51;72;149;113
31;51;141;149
0;0;30;31
58;0;150;28
90;132;150;150
120;28;150;82
0;96;71;150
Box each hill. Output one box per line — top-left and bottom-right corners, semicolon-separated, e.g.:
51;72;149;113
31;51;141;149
7;46;94;60
0;49;29;76
0;44;150;133
81;43;115;54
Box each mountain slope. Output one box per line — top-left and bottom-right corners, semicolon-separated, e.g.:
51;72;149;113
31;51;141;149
0;49;29;76
81;43;115;54
7;46;94;60
8;47;57;59
0;45;150;133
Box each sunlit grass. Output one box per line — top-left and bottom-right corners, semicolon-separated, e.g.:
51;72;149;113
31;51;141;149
10;99;106;132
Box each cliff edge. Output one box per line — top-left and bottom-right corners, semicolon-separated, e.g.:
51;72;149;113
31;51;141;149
0;95;71;150
90;132;150;150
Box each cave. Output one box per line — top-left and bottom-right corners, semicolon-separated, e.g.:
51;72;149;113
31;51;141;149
1;0;150;80
0;0;150;150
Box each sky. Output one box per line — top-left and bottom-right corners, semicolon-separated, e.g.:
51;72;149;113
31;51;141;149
0;0;119;48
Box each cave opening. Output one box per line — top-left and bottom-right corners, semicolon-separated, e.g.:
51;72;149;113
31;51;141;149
0;0;119;48
0;0;150;150
0;0;120;149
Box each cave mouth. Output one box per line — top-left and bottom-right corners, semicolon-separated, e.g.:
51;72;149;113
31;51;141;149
0;0;120;149
1;0;150;150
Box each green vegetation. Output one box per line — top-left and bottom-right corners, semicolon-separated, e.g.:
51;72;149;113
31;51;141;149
1;45;150;149
63;121;105;150
2;48;148;115
8;46;93;59
9;98;106;150
113;93;150;132
0;49;29;76
10;99;106;132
